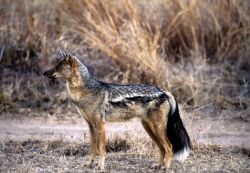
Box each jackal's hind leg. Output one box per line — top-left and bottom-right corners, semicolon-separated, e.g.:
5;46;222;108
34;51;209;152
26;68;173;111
85;122;97;167
152;120;173;169
141;120;165;168
162;137;173;169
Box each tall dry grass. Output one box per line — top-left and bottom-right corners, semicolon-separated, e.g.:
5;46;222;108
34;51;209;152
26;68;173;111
62;0;250;65
62;0;250;110
0;0;66;113
62;0;168;86
0;0;249;114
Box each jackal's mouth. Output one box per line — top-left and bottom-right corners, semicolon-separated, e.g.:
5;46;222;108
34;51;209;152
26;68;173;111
43;70;56;79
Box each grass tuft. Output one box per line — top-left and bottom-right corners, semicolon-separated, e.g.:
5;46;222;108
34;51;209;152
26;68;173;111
1;135;249;172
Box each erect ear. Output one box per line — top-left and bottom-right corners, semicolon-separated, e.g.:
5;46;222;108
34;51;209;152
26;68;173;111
57;49;77;70
69;56;77;70
58;49;71;61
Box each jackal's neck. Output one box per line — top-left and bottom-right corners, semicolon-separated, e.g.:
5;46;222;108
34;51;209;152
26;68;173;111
67;59;100;91
67;76;99;95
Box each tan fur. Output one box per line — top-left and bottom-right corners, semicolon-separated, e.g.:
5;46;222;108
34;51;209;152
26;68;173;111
43;52;191;171
67;83;173;169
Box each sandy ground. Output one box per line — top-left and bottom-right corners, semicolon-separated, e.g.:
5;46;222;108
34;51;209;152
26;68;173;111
0;113;249;148
0;112;249;173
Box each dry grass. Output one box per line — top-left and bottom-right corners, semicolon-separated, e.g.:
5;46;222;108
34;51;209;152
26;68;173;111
61;0;250;111
87;0;249;112
0;0;250;115
1;134;249;172
0;0;249;115
62;0;167;86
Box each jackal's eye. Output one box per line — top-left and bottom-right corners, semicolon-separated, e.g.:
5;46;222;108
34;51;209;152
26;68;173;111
62;59;68;63
56;59;67;67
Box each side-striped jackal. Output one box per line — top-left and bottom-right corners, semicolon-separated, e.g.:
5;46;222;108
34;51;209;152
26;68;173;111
43;51;192;170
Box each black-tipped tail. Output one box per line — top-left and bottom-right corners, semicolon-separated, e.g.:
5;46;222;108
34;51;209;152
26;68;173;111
167;99;192;162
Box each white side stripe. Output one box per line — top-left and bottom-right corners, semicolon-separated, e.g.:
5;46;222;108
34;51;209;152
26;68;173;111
111;92;163;102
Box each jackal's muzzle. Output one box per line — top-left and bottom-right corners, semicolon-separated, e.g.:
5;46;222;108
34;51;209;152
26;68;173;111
43;69;56;79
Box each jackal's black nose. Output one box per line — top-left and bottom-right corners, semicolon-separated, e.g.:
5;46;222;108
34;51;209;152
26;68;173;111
43;71;48;76
43;70;54;78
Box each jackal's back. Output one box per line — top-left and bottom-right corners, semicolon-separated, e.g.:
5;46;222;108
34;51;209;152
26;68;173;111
107;83;165;103
99;82;170;122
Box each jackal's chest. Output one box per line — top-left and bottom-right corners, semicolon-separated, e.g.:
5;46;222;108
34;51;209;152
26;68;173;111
72;96;102;122
67;86;88;101
68;90;103;122
66;82;96;102
71;94;100;112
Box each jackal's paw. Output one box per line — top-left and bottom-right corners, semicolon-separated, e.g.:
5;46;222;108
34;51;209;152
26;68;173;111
94;165;108;173
83;163;92;168
84;161;95;168
150;163;163;169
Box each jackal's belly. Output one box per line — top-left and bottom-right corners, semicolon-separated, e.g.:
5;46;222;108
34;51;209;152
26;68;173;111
104;105;147;122
103;99;163;122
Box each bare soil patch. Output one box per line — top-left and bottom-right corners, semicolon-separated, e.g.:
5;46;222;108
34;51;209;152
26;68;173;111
1;111;249;148
0;114;249;173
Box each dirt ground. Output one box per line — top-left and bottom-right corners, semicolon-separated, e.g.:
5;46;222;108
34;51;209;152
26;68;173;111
0;108;249;147
0;111;249;173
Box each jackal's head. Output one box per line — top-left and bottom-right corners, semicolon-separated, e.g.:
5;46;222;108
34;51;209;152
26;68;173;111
43;50;81;80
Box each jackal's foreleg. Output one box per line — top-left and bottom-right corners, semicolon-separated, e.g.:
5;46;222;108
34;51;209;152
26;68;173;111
85;122;97;167
96;121;106;170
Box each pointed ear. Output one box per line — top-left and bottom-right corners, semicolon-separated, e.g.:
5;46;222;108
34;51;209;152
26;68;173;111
58;49;71;61
69;56;77;70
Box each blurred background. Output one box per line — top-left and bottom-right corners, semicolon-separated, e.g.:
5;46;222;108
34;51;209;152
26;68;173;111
0;0;249;119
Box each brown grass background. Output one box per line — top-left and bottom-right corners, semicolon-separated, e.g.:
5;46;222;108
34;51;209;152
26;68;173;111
0;0;249;116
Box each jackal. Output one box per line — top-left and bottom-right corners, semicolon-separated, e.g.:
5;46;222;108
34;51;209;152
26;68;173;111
43;50;192;171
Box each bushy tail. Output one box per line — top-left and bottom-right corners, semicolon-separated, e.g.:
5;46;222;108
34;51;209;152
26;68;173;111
166;93;192;162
